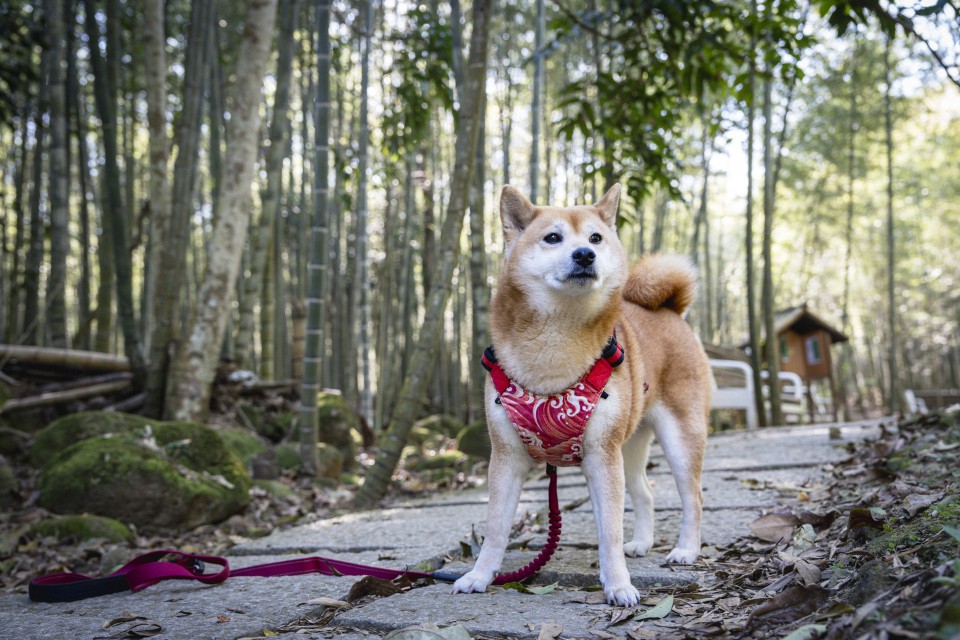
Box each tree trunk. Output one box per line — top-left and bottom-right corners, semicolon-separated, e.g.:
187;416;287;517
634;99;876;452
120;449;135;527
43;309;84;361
166;0;280;422
352;0;492;509
530;0;544;201
23;91;45;345
6;107;28;343
234;0;300;371
883;33;899;416
144;0;213;418
499;78;512;186
468;89;488;423
355;0;375;428
66;1;93;351
761;68;783;426
83;0;146;379
298;0;332;472
745;0;766;427
45;0;70;348
142;0;171;355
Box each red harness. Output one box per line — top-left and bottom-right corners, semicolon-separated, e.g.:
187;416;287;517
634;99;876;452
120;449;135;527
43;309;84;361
481;336;625;467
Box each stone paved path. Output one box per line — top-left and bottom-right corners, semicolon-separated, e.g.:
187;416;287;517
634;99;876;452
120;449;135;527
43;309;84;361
0;419;888;639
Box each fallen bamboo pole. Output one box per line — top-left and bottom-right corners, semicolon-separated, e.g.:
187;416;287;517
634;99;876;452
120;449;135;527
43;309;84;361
0;379;133;415
0;345;130;372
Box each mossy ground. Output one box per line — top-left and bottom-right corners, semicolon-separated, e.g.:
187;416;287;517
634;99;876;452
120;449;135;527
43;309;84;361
32;514;134;544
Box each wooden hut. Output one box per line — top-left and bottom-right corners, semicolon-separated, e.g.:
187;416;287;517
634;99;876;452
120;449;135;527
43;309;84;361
772;304;848;421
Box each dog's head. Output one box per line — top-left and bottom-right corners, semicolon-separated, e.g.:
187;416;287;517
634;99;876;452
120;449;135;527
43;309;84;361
497;184;627;310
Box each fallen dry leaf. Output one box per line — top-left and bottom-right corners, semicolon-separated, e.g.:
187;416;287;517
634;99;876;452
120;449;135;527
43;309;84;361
299;596;351;609
749;512;800;543
747;585;829;627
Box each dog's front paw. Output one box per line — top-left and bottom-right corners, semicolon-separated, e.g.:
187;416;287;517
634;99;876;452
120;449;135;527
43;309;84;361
665;546;699;564
452;570;494;595
623;538;653;558
604;582;641;607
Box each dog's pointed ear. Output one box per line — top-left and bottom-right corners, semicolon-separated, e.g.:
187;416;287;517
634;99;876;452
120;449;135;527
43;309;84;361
595;183;622;229
500;185;536;244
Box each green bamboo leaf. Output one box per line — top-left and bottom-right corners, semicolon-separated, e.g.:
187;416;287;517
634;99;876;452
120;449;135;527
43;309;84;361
631;595;674;621
501;581;559;595
943;525;960;544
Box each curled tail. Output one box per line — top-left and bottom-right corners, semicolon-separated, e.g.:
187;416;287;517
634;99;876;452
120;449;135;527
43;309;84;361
622;254;699;314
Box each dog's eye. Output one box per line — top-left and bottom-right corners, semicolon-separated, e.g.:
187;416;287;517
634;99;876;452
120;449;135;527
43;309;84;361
589;233;602;244
543;232;562;244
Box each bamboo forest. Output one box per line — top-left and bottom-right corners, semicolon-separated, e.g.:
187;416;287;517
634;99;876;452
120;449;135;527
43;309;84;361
5;1;960;637
0;0;958;505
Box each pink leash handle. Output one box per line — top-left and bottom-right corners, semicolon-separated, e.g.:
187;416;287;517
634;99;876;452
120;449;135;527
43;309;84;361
29;550;229;602
492;464;562;585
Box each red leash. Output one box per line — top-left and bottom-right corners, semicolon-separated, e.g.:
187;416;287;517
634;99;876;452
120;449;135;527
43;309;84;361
492;463;561;584
29;465;563;602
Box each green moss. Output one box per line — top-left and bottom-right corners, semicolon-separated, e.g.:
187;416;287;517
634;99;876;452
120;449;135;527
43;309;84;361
866;494;960;561
275;443;300;470
456;422;491;459
315;394;358;442
410;451;467;471
315;443;344;480
38;422;250;530
31;411;156;467
237;404;289;443
253;479;295;500
413;414;466;438
32;514;134;543
216;428;267;467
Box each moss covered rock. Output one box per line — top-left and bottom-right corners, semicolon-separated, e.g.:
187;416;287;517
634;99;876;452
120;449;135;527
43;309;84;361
315;443;344;480
275;443;300;471
38;419;250;530
315;393;358;469
456;422;491;460
409;451;467;471
31;411;156;467
236;403;290;443
32;514;134;543
413;414;466;438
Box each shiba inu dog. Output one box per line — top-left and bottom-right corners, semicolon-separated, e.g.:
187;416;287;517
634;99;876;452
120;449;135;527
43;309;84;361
452;184;711;606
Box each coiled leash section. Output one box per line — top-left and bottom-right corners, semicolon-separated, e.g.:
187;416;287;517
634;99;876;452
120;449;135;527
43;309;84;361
492;463;561;585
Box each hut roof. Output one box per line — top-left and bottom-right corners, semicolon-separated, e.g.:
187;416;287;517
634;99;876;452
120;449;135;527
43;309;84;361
774;304;848;344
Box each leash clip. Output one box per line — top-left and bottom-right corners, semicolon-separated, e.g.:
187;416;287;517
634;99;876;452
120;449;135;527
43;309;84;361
176;555;206;576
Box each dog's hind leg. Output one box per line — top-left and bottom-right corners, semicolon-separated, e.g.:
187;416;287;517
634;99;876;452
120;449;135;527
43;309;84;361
648;402;706;564
622;423;655;557
452;446;532;594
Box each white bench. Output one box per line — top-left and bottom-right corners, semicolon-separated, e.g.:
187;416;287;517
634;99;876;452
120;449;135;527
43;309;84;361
904;389;960;415
710;359;759;429
762;369;805;424
710;360;810;428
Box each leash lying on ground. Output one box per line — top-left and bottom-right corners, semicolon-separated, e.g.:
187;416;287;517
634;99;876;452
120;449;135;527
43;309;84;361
29;466;562;603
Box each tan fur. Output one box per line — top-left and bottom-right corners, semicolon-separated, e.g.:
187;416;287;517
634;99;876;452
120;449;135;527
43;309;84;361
622;254;699;314
453;184;711;607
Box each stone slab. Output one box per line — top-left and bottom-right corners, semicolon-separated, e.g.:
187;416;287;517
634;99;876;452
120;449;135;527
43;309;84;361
331;583;686;639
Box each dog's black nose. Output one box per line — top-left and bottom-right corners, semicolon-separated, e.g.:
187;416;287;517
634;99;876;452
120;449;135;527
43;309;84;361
572;247;595;267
